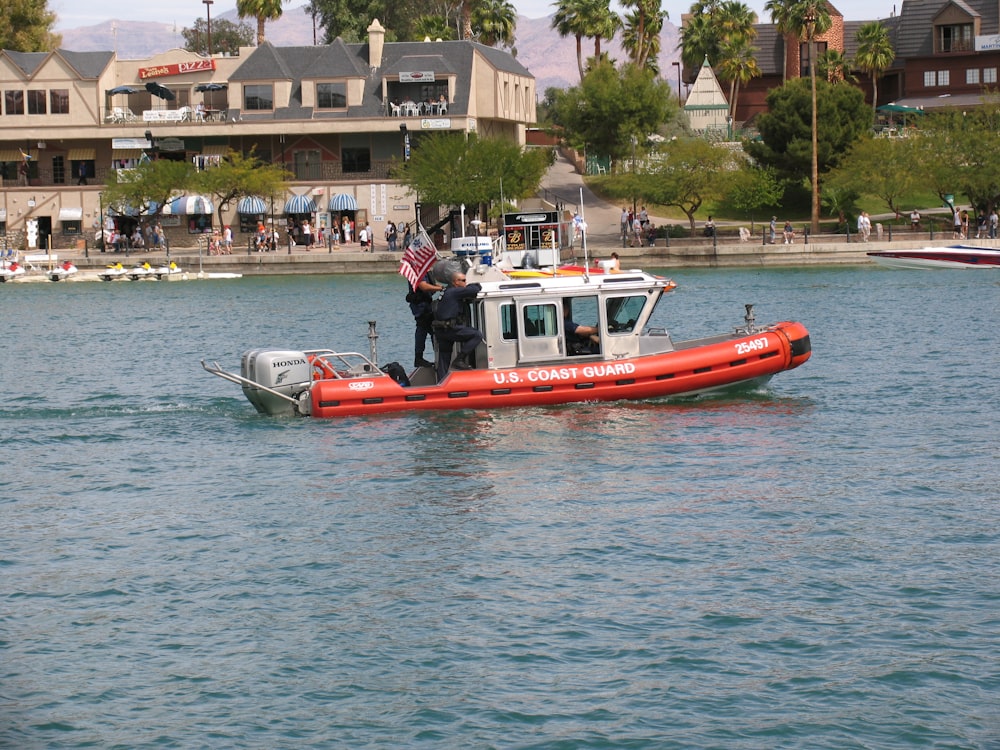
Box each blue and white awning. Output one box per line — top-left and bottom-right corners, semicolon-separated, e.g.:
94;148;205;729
284;194;317;214
162;194;214;215
328;193;358;212
237;196;267;214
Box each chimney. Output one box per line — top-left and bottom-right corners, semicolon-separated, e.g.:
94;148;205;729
368;19;385;69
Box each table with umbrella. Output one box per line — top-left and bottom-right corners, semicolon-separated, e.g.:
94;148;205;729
194;82;228;121
106;85;140;122
876;102;924;136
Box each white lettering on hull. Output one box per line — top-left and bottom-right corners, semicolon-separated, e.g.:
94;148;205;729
492;362;636;385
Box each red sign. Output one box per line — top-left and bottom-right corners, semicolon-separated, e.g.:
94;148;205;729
139;59;217;80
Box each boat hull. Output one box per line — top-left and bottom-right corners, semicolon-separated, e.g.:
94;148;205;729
868;246;1000;269
307;322;811;418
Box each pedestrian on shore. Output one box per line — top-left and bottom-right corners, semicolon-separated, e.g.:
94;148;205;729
770;216;777;245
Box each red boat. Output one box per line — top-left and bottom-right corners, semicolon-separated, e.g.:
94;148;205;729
203;266;811;418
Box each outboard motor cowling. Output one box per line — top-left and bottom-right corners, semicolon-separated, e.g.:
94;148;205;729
241;349;313;416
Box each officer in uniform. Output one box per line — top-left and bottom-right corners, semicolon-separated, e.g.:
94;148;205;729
407;272;442;369
433;270;483;380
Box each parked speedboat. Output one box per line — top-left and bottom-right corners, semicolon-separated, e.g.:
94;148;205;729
868;245;1000;269
203;259;811;418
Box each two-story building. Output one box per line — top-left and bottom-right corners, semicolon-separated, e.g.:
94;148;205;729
0;19;536;251
688;0;1000;125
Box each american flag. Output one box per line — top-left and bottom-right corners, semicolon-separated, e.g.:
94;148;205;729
398;229;437;288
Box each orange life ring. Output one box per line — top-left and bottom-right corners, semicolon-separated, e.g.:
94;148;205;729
308;355;338;381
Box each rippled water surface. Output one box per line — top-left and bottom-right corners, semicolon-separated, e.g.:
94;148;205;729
2;267;998;748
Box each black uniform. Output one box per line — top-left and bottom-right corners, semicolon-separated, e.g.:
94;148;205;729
433;282;483;379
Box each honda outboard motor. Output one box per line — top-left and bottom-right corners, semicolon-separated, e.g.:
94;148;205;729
241;349;313;416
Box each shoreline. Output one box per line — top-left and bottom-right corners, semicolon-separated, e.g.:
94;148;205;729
7;235;996;281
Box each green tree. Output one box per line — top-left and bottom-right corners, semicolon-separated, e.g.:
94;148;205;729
825;135;918;218
617;138;737;234
182;18;255;56
549;60;675;170
473;0;517;48
854;21;894;122
914;107;1000;211
0;0;61;51
392;133;551;210
194;149;292;229
722;163;783;228
236;0;289;45
745;77;869;182
103;159;197;224
414;15;457;41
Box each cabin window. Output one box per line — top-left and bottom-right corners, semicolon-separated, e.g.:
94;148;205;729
522;303;558;337
967;68;980;85
986;68;998;84
500;304;518;340
605;295;647;334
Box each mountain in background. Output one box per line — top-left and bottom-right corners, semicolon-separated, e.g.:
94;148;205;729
57;7;682;96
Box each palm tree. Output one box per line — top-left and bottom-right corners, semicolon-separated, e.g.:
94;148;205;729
415;15;457;41
717;35;761;120
621;0;666;69
678;12;720;72
474;0;517;48
855;21;895;122
816;48;855;82
790;0;832;235
236;0;287;46
764;0;797;82
552;0;615;80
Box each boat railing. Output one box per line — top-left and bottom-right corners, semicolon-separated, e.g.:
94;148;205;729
303;349;386;379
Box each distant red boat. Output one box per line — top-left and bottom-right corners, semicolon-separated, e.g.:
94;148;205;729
868;245;1000;269
204;265;811;418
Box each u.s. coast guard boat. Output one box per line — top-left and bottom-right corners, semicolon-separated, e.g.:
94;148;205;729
203;259;811;418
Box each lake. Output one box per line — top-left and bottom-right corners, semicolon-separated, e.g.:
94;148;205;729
2;266;997;748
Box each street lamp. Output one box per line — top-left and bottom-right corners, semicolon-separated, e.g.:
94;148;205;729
805;9;820;236
203;0;214;56
672;61;682;106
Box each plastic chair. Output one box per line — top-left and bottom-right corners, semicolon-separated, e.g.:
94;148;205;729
389;103;401;117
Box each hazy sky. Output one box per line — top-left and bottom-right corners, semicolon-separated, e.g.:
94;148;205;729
49;0;901;31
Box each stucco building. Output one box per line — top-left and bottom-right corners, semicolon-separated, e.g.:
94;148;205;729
0;19;535;251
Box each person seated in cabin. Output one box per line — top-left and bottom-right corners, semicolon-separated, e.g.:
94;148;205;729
433;270;483;380
563;299;600;355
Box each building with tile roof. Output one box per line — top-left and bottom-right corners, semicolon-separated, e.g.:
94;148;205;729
689;0;1000;124
0;19;535;251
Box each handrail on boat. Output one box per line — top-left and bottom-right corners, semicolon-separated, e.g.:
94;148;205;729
200;360;301;405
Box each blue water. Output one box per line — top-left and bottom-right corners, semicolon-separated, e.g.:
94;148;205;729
2;267;998;749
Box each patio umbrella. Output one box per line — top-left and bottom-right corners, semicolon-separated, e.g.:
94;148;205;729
194;82;227;108
145;81;176;101
107;85;139;96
